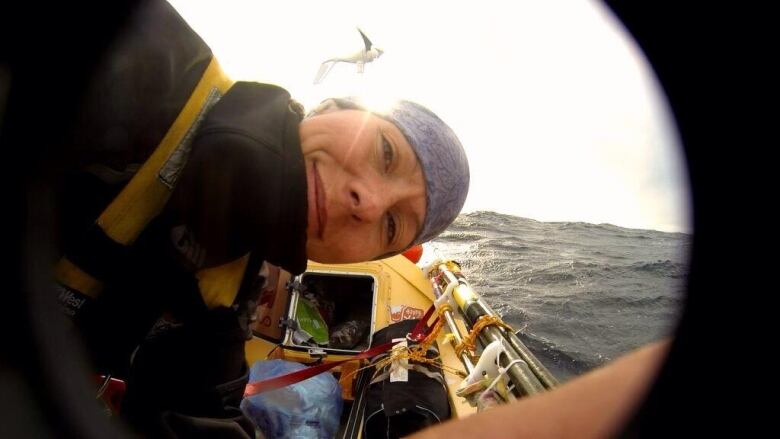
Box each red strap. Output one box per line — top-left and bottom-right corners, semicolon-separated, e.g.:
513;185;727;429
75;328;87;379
244;304;436;398
244;340;395;397
407;304;437;342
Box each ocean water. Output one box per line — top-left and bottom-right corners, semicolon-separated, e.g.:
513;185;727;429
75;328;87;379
421;211;691;382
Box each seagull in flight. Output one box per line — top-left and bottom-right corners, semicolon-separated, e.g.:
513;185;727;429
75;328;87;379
313;28;384;84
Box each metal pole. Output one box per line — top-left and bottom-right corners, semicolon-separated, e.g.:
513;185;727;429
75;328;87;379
431;281;474;374
434;262;556;394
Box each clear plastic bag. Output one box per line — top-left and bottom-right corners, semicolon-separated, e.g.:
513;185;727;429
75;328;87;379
241;360;343;439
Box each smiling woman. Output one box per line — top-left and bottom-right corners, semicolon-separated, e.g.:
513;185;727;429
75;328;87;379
300;109;427;262
300;98;469;262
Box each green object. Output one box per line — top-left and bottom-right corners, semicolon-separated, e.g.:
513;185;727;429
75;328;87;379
296;297;329;346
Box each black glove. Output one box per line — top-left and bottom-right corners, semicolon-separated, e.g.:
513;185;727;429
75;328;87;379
121;307;255;438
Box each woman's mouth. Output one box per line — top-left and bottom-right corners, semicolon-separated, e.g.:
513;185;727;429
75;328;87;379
313;162;327;239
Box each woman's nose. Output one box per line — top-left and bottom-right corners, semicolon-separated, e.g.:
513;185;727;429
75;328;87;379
349;183;383;223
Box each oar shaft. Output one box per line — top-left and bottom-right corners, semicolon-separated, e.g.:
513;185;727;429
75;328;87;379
505;330;558;389
434;262;557;391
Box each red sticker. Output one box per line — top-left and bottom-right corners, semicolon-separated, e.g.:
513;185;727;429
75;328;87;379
390;305;425;322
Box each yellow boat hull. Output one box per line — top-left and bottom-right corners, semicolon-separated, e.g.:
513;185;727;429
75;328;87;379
244;254;477;426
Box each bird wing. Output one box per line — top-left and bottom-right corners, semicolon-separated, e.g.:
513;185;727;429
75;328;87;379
313;61;336;84
357;27;373;51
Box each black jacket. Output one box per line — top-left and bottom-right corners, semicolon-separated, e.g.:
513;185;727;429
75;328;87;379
57;0;308;437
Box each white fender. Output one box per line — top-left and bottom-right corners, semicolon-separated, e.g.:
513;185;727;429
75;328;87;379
460;340;504;389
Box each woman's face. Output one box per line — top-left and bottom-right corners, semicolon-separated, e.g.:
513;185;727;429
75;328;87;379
300;109;426;263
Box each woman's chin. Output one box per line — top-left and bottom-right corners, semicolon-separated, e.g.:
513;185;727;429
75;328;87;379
306;244;358;264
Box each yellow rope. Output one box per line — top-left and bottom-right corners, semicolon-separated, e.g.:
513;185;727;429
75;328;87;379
341;310;516;386
364;344;465;382
454;315;514;359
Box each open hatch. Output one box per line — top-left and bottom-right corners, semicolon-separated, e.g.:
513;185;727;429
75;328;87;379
252;270;377;355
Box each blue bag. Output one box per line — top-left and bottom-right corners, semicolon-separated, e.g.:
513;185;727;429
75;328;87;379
241;360;343;439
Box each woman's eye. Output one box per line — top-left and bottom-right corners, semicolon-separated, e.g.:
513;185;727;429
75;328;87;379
382;134;394;172
386;213;397;245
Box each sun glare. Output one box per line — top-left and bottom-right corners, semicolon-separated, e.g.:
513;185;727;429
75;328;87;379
167;0;690;234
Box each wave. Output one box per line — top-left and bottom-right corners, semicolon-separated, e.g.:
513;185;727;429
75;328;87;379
428;210;690;380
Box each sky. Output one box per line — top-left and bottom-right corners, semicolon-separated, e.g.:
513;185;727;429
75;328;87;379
168;0;691;234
